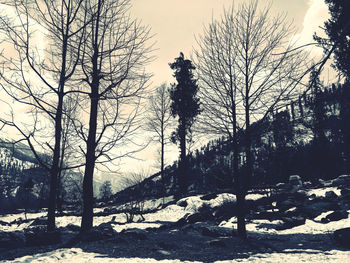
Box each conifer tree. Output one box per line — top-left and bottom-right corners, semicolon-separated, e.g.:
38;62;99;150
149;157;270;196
169;52;201;194
314;0;350;78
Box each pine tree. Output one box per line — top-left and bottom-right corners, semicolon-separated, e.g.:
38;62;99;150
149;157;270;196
169;52;201;194
314;0;350;78
99;181;113;202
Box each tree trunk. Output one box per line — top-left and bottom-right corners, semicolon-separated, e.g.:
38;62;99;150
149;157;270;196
81;92;99;232
178;121;187;195
161;128;165;200
47;92;64;231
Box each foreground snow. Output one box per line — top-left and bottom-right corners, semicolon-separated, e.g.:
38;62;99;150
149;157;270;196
1;189;349;262
3;248;201;263
4;247;350;263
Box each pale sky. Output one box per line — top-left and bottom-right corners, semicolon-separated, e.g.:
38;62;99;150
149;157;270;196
113;0;331;178
130;0;329;87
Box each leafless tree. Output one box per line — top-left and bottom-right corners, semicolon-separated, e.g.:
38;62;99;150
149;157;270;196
146;83;172;195
0;0;87;231
119;171;148;222
77;0;153;231
193;0;308;238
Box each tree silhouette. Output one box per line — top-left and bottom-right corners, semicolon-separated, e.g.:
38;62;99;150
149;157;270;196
314;0;350;79
169;52;201;194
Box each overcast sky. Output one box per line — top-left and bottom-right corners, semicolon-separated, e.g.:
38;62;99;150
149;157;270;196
131;0;329;87
111;0;331;177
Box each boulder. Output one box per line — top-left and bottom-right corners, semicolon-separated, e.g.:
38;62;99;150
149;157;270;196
200;193;218;201
176;199;188;207
277;199;296;212
289;175;302;187
340;188;350;200
29;217;47;227
0;230;25;248
301;198;339;219
325;210;348;222
65;224;80;232
318;179;332;187
0;220;10;226
121;228;148;240
325;191;338;200
25;230;61;246
332;175;350;187
291;190;308;202
186;210;214;224
276;182;288;190
213;202;236;221
277;216;305;230
334;227;350;248
206;239;226;248
283;207;300;217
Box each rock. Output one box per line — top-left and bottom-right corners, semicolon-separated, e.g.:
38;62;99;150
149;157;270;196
29;217;47;227
292;190;308;202
301;198;339;219
0;220;10;226
289;175;302;186
25;230;61;246
341;188;350;195
200;193;218;201
277;199;295;212
340;188;350;200
65;224;80;232
157;249;171;256
207;239;226;247
0;230;25;248
283;207;299;217
303;181;312;188
186;210;214;224
332;175;350;187
103;207;118;214
121;229;148;240
176;199;187;207
276;183;288;190
321;217;330;223
325;191;338;200
201;225;232;238
325;210;348;222
319;179;332;187
213;202;236;221
277;216;305;230
334;227;350;248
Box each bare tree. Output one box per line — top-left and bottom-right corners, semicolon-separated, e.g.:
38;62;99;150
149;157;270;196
78;0;153;231
0;0;86;231
119;171;148;222
146;83;172;195
193;0;308;238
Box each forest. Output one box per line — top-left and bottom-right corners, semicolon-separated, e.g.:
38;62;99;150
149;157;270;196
0;0;349;262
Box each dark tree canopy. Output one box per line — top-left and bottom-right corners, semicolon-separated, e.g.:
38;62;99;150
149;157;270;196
314;0;350;78
169;52;200;194
169;52;201;141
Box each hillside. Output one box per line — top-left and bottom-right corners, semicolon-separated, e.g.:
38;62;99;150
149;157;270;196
113;83;350;202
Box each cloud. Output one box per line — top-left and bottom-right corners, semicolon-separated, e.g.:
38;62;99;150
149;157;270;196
292;0;329;56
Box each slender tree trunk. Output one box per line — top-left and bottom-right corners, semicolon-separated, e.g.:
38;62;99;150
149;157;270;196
47;34;68;231
81;91;98;231
160;127;165;200
178;120;187;195
47;92;64;231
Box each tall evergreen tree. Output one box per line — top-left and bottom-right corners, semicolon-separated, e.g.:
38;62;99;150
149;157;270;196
169;52;201;194
314;0;350;78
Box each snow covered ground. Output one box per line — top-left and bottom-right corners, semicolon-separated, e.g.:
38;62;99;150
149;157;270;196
1;188;349;262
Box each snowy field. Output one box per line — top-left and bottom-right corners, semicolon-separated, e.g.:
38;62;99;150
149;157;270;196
1;188;349;262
